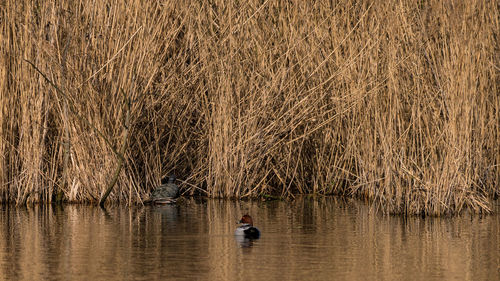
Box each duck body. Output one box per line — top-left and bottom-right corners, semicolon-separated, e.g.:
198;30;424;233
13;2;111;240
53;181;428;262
151;175;179;204
235;215;260;239
235;224;260;239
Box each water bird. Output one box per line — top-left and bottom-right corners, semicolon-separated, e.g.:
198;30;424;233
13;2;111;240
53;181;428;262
235;214;260;239
150;175;179;204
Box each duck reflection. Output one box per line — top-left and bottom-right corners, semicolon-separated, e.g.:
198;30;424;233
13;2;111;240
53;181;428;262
234;235;257;248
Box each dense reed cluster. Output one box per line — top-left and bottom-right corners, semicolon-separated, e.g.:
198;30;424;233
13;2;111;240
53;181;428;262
1;0;498;215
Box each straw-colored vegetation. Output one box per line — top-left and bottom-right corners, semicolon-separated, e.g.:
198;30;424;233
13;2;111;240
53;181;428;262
1;0;498;215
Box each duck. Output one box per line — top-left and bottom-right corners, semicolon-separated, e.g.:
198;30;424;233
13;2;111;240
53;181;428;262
235;214;260;239
150;175;179;204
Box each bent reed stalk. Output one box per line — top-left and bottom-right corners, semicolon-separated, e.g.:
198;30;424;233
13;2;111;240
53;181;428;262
1;0;498;215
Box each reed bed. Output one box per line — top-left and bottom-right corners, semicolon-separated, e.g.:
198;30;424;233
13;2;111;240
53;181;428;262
1;0;498;215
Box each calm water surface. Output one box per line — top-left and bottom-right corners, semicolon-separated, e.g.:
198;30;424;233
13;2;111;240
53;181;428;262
0;198;498;281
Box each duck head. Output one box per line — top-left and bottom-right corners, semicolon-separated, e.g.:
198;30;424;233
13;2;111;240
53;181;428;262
239;214;254;226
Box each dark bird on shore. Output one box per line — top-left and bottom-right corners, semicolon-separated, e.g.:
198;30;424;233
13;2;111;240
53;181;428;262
150;175;179;204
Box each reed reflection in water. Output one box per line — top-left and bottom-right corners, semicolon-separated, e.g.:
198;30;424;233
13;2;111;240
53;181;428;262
0;198;498;281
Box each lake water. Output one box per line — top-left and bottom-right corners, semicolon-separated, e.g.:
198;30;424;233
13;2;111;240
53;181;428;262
0;198;498;281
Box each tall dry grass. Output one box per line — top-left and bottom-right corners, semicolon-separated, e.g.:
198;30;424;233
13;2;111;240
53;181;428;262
0;0;498;215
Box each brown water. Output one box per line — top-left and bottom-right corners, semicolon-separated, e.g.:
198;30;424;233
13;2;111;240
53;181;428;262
0;198;498;281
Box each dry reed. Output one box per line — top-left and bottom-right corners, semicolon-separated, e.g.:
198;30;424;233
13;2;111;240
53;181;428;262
0;0;498;215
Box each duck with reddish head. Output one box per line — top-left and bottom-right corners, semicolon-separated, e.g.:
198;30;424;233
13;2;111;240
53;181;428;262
235;214;260;239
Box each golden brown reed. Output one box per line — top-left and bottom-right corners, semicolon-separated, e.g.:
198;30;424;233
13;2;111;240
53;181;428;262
0;1;498;215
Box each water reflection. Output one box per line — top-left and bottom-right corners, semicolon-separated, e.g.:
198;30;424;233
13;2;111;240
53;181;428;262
0;198;498;281
234;235;258;248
